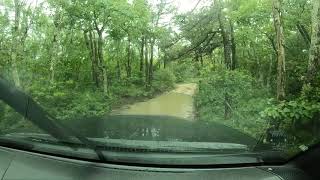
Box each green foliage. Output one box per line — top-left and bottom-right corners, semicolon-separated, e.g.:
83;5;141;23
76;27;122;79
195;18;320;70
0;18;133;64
152;69;176;91
171;61;197;83
110;82;146;98
260;83;320;144
195;68;270;137
26;81;112;121
261;100;319;122
261;99;320;143
57;92;112;121
301;82;320;102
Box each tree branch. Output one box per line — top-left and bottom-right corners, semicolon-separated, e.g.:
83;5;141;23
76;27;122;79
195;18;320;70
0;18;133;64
170;31;220;60
296;23;311;46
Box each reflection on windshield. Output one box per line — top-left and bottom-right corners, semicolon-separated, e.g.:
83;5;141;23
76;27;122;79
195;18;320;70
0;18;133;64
0;0;319;164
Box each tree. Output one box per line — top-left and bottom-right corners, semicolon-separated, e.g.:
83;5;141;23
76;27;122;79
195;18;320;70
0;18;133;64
11;0;23;87
272;0;286;101
132;0;150;77
216;0;233;70
306;0;320;85
146;0;173;87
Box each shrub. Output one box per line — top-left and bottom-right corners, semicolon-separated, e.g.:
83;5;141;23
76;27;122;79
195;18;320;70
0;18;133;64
26;80;112;121
57;91;112;121
195;68;270;138
261;99;320;144
152;69;176;92
171;62;197;82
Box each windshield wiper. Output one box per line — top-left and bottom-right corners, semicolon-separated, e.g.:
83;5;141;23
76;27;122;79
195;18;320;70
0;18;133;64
0;77;106;161
0;136;34;150
3;133;84;149
90;139;249;153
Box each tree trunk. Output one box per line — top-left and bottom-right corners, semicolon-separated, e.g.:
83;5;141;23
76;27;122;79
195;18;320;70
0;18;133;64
265;34;278;55
145;38;149;86
149;38;155;86
216;0;232;70
50;33;57;84
297;23;311;46
200;53;204;66
116;40;121;81
11;0;21;87
306;0;320;85
92;32;100;87
140;37;145;75
195;51;199;63
230;21;237;70
216;0;234;120
126;37;132;78
50;14;60;85
272;0;286;101
97;30;108;93
158;46;161;69
163;54;167;69
86;31;99;87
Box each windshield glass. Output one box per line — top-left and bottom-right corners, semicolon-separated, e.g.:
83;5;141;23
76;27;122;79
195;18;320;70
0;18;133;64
0;0;319;165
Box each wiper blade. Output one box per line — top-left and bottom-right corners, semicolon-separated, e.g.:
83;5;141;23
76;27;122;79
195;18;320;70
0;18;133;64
0;136;34;150
0;78;69;141
0;78;106;161
90;139;249;153
3;133;82;148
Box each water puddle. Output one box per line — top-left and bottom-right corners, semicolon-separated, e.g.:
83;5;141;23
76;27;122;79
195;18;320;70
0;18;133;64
112;83;198;120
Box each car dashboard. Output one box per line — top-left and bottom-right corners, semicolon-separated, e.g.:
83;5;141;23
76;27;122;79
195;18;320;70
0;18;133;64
0;147;312;180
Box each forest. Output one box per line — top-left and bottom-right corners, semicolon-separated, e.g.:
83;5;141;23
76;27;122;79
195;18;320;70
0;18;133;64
0;0;320;148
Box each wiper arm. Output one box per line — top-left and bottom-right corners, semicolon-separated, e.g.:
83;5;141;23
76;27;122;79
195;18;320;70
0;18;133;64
64;126;107;161
0;78;106;161
0;78;69;141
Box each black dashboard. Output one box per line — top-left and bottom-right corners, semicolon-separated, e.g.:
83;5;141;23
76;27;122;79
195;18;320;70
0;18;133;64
0;147;313;180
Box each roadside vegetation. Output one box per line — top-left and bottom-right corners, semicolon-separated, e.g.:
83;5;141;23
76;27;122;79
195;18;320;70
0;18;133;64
192;0;320;149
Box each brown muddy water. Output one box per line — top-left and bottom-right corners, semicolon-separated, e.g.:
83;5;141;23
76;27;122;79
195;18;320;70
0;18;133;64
112;83;198;120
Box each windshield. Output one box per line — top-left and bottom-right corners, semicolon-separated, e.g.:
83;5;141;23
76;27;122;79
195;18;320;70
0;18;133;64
0;0;319;165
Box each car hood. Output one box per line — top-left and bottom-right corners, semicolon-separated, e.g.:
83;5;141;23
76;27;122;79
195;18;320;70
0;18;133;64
63;115;258;147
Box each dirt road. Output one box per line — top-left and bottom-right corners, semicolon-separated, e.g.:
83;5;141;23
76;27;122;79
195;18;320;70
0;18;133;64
112;83;198;120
